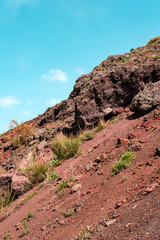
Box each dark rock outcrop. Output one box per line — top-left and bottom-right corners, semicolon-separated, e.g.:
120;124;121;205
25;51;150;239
36;39;160;133
130;81;160;115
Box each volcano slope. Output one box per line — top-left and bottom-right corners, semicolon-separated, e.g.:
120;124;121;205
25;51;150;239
0;37;160;240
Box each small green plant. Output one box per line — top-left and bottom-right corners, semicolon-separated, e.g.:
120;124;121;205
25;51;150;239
49;173;58;180
64;208;75;217
110;118;119;124
4;232;10;239
51;159;60;167
147;37;160;45
51;134;81;161
96;118;105;132
143;48;152;53
111;151;136;175
122;176;128;183
0;187;15;212
131;49;140;54
27;212;34;219
154;54;160;59
80;130;94;141
22;191;38;202
24;185;29;192
27;161;48;184
57;180;68;194
21;219;29;236
75;226;94;240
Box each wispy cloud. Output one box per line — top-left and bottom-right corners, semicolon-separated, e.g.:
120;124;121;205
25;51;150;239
22;110;30;115
75;67;85;75
0;96;21;108
27;100;32;105
45;98;60;107
41;69;68;82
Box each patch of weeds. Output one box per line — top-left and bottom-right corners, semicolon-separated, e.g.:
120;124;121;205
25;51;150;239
143;48;152;53
27;161;48;184
22;191;38;202
21;219;29;236
68;177;74;182
9;120;34;148
4;232;10;239
51;159;61;167
49;173;58;180
27;212;34;219
0;187;15;212
147;37;160;45
96;118;105;132
118;57;130;63
63;208;75;217
154;54;160;59
56;180;70;194
24;185;29;192
131;49;141;54
122;176;128;183
110;118;119;124
51;134;81;161
80;130;94;141
111;151;136;175
74;226;95;240
38;183;44;188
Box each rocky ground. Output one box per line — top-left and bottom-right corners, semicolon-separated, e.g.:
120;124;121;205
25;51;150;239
0;37;160;239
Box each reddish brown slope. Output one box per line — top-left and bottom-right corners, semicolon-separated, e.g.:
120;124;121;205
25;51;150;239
0;107;159;240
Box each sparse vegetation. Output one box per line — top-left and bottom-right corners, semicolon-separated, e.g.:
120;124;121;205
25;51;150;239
0;187;15;212
27;212;34;219
22;191;38;202
143;48;153;53
154;54;160;59
24;185;29;192
57;180;68;194
122;176;128;183
111;151;136;175
147;37;160;45
9;120;34;148
21;219;29;236
96;118;105;132
51;134;81;161
75;226;94;240
80;130;94;141
27;159;48;184
4;232;10;239
110;118;119;124
49;173;58;180
63;208;75;217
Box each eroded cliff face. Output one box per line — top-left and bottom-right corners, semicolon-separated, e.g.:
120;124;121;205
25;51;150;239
37;37;160;133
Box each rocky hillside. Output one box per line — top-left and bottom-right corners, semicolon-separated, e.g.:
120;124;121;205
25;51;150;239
0;36;160;240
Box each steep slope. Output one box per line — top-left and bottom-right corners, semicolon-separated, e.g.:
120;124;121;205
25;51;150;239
0;37;160;240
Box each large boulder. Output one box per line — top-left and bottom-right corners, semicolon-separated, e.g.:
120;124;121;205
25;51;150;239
130;81;160;114
12;175;31;197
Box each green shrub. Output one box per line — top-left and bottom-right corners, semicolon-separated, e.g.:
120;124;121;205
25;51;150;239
96;118;105;132
4;232;10;239
147;37;160;45
110;118;119;124
22;191;38;202
27;161;48;184
80;130;94;141
51;134;81;161
64;208;75;217
111;151;136;175
0;187;15;212
154;54;160;59
57;180;68;194
49;173;58;180
27;212;34;219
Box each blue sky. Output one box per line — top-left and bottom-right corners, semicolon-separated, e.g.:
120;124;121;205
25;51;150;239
0;0;160;133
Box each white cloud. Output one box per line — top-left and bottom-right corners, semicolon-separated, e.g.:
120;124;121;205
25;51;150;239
22;110;30;115
41;69;67;82
75;67;85;75
0;96;21;108
27;100;32;105
45;98;60;107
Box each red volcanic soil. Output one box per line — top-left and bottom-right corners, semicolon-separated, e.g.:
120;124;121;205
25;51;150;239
0;107;160;240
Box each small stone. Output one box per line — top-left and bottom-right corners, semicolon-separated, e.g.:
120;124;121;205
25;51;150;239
145;183;159;193
104;219;116;227
41;226;46;231
117;138;129;145
71;183;82;193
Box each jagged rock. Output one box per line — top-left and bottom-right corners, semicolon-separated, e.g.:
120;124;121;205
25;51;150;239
130;81;160;115
0;174;12;198
36;140;48;151
12;175;31;196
